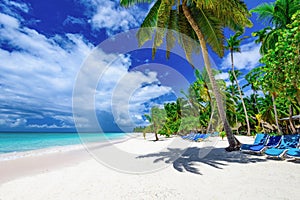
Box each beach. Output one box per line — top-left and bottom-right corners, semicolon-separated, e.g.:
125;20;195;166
0;134;299;200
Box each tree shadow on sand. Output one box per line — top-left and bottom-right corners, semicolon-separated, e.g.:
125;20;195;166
136;147;268;175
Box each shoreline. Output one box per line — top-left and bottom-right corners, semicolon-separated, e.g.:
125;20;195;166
0;135;300;199
0;132;140;161
0;133;141;183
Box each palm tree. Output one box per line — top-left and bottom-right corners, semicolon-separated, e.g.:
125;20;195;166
145;106;165;141
225;32;251;136
251;0;300;54
161;101;182;136
120;0;252;151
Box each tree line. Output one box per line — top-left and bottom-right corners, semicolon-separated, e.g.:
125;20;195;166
122;0;300;151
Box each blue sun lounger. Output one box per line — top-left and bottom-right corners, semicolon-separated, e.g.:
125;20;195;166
247;135;282;154
194;134;211;142
265;134;300;159
182;133;196;140
286;148;300;159
285;137;300;159
240;133;269;152
193;134;205;141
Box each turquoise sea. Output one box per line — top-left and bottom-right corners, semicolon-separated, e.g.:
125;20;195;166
0;132;126;154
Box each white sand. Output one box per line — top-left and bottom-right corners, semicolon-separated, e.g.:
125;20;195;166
0;134;300;200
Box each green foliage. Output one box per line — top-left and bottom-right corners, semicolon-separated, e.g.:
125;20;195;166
220;131;226;140
251;0;300;54
125;0;300;136
260;10;300;106
159;102;182;137
121;0;252;63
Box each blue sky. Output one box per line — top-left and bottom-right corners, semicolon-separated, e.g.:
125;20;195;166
0;0;273;132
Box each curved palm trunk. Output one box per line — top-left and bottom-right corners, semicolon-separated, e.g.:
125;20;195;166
206;103;215;134
271;92;282;134
230;51;251;136
182;3;240;150
230;78;239;130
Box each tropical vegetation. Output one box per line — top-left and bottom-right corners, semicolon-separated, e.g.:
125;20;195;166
122;0;300;149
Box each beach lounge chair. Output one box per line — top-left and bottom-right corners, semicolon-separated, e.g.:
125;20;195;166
193;134;205;141
240;133;269;152
247;135;282;154
285;148;300;159
194;134;211;142
265;134;300;159
182;133;196;140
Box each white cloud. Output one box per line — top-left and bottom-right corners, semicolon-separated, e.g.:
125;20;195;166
28;123;72;129
215;72;229;80
0;13;19;28
63;16;86;26
73;51;173;131
0;0;30;20
0;1;175;131
0;114;27;127
111;71;173;129
0;13;94;129
243;89;254;97
8;0;29;13
221;42;261;71
78;0;146;35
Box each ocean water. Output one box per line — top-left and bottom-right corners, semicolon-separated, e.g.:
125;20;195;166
0;132;126;154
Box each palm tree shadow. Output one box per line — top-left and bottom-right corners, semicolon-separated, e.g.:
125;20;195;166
137;147;268;175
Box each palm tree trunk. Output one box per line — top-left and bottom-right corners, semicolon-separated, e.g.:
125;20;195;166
289;105;296;134
271;92;282;134
230;51;251;136
230;75;238;131
153;118;159;141
182;3;240;150
154;131;159;141
207;103;215;134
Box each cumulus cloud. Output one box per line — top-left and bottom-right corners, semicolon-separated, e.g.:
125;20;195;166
221;41;261;71
5;0;29;13
215;72;229;80
0;118;27;128
0;12;94;129
78;0;146;35
73;50;174;132
0;0;30;17
0;0;177;131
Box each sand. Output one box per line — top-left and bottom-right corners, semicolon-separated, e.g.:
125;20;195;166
0;134;299;200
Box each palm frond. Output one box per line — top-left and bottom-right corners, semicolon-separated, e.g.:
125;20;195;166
250;3;275;25
177;6;200;67
120;0;154;7
166;10;178;59
152;0;173;58
190;6;224;57
137;0;162;47
194;0;252;30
